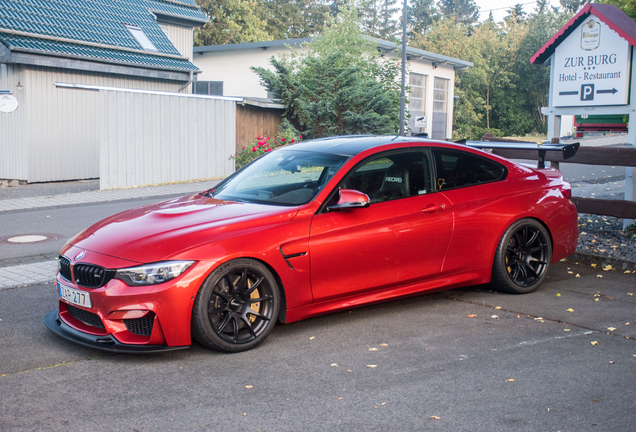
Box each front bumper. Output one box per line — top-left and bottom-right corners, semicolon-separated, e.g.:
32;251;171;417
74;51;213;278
45;310;189;354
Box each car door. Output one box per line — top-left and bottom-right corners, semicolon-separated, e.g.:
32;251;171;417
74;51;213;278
308;149;453;303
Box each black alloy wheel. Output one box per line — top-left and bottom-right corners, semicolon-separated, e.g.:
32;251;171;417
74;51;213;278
491;219;552;294
192;259;280;352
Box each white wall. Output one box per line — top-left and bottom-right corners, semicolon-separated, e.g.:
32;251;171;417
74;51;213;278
194;47;282;98
98;88;237;189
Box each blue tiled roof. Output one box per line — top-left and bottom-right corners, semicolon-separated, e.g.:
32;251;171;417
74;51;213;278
0;0;207;71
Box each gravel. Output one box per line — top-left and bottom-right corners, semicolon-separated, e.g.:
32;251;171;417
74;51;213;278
575;213;636;267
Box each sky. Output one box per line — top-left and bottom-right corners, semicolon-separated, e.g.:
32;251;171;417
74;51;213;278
473;0;562;22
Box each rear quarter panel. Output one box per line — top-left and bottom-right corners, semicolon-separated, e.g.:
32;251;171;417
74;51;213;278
439;164;578;276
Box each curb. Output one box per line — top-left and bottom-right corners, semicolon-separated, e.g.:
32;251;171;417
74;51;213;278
566;252;636;271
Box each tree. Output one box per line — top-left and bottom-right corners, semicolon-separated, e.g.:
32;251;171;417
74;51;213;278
194;0;272;46
251;4;401;138
438;0;480;26
377;0;400;41
263;0;331;39
505;4;527;23
560;0;589;14
408;0;438;37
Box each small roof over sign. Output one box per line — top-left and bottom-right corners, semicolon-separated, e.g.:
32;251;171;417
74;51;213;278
531;3;636;65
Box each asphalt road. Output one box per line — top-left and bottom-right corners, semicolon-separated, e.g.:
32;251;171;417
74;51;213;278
0;197;173;262
1;261;634;431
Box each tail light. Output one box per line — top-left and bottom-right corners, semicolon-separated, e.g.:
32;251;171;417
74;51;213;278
560;181;572;200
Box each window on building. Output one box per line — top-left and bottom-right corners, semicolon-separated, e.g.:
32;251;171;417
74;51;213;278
432;77;449;139
408;73;427;135
195;81;223;96
125;24;158;52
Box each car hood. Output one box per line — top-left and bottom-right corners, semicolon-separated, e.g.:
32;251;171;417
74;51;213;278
69;194;299;262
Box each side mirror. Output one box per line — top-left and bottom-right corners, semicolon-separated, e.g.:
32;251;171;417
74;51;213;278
327;189;370;211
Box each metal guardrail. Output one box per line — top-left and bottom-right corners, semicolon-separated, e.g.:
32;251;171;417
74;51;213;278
472;135;636;219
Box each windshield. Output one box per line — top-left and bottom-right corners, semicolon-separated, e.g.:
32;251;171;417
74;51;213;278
212;150;348;206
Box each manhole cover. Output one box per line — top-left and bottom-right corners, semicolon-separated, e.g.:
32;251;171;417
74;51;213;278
0;233;61;244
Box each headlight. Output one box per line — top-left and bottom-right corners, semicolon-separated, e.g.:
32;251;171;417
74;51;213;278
115;261;194;286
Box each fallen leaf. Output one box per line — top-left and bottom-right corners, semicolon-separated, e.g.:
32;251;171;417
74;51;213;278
628;293;634;296
495;306;502;310
591;264;598;268
567;271;573;274
608;327;616;331
566;308;574;312
338;397;344;400
347;370;352;372
369;348;378;351
430;416;441;420
595;298;600;302
591;341;599;345
507;379;515;382
627;323;631;325
467;314;477;318
366;365;377;368
556;293;561;297
243;413;247;416
609;361;614;364
331;363;338;367
564;329;571;332
310;337;315;340
245;385;253;389
491;315;499;319
380;343;388;346
534;317;544;320
603;265;612;271
597;275;603;278
575;274;580;278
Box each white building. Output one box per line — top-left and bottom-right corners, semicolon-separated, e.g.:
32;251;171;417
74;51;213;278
192;37;472;140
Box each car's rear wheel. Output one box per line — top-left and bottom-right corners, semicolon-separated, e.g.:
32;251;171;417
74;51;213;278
491;219;552;294
192;259;280;352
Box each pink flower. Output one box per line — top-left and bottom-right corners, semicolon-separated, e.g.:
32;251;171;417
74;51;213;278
242;145;245;149
291;139;295;143
252;147;257;152
265;148;272;152
281;138;285;142
299;135;302;139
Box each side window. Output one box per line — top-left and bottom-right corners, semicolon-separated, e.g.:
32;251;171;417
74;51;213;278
433;149;506;190
340;150;434;204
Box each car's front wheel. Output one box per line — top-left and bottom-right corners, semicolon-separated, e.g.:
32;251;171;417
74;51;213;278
491;219;552;294
192;259;280;352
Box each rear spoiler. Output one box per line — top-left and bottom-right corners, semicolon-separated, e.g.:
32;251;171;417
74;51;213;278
454;139;580;169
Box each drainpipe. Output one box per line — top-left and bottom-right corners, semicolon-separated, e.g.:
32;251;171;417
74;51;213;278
178;71;193;93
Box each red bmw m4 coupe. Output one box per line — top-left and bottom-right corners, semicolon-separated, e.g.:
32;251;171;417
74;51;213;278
46;135;579;353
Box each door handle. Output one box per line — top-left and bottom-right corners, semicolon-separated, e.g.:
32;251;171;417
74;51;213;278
422;204;446;213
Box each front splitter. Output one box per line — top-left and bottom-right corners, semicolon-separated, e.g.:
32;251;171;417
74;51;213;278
45;310;189;354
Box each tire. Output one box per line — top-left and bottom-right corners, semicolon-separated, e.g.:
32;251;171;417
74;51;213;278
491;219;552;294
192;259;280;352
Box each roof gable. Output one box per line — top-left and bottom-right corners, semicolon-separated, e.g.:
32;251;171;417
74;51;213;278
531;3;636;65
0;0;207;72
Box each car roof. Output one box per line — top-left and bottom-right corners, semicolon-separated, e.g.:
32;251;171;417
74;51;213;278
287;135;451;157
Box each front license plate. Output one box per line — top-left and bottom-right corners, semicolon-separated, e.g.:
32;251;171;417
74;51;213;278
58;283;92;308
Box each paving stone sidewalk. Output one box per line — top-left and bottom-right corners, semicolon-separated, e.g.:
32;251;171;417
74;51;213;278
0;180;220;213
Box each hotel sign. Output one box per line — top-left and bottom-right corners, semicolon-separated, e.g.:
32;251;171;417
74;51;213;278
552;18;630;107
